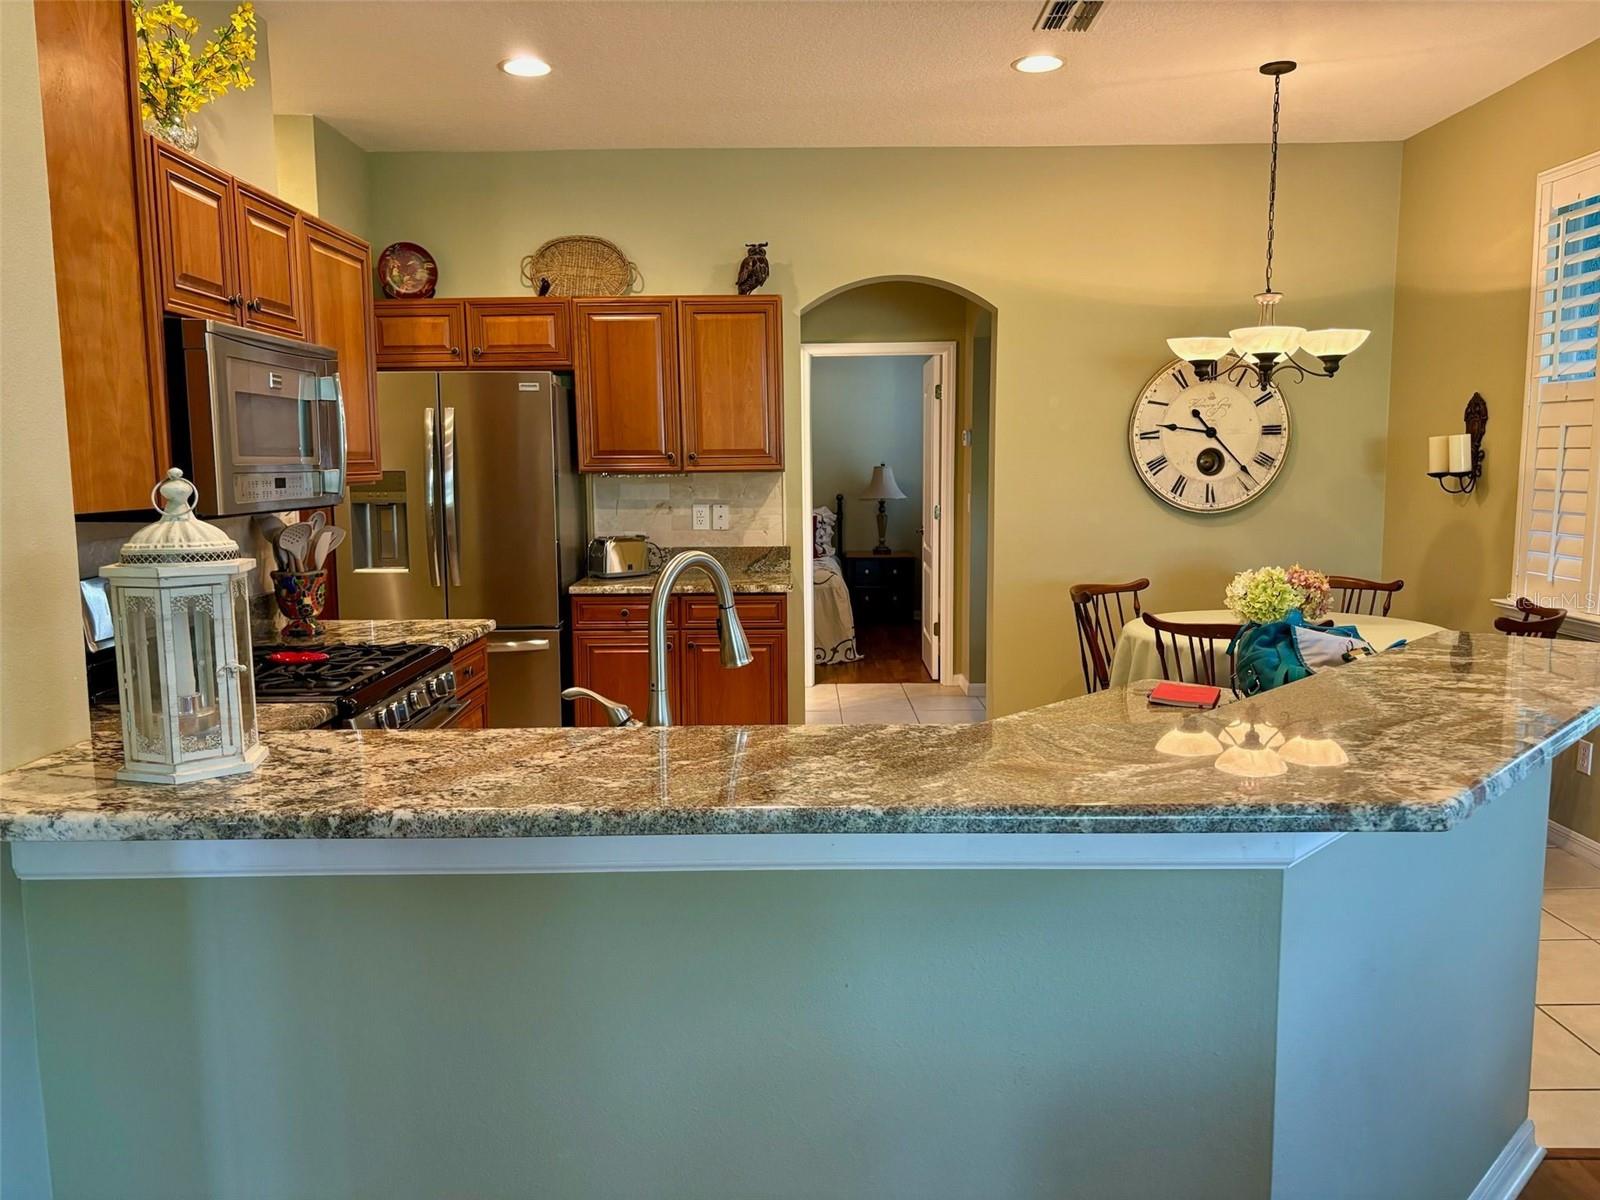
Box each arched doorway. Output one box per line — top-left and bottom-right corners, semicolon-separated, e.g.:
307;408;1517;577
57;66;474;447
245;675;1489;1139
798;278;996;723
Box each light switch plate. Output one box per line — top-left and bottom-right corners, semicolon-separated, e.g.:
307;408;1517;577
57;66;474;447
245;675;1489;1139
692;503;711;531
1580;740;1594;776
712;503;731;530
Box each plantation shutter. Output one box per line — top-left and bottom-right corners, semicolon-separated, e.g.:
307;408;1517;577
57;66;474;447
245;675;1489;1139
1514;153;1600;611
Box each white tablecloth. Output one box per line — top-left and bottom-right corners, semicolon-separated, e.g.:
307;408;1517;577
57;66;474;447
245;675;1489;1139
1108;609;1446;689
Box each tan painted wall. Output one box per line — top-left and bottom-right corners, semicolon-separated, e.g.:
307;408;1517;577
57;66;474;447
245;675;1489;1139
273;114;371;239
368;144;1402;715
0;3;89;769
273;114;318;213
1381;39;1600;631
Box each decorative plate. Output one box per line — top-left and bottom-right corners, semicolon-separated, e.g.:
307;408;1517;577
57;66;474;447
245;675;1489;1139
377;242;439;299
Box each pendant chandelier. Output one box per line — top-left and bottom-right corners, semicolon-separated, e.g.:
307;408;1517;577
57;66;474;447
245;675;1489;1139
1168;61;1370;391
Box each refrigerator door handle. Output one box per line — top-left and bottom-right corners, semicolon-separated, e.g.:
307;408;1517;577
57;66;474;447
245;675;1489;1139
423;405;440;588
487;638;552;654
443;406;462;586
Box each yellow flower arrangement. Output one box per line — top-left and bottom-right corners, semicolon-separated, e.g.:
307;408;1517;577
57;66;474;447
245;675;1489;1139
132;0;256;136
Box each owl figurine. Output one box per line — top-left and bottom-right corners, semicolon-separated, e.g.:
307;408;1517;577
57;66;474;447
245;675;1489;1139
736;243;770;295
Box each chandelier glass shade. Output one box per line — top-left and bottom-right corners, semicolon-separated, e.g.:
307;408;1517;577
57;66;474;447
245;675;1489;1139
1169;61;1370;390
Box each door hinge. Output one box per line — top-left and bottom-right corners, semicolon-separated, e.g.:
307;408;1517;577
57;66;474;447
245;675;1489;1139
933;503;941;520
933;620;940;636
934;384;942;400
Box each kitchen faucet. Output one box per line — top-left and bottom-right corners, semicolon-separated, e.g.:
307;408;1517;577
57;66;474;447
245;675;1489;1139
562;550;753;727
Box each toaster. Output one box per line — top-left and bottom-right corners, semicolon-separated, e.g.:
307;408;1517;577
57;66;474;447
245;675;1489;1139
587;535;654;578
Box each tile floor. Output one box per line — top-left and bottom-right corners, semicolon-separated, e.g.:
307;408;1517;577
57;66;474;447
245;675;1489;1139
1534;846;1600;1147
804;683;987;725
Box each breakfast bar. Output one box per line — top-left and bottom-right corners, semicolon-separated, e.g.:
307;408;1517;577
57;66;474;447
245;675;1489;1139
1;631;1592;1198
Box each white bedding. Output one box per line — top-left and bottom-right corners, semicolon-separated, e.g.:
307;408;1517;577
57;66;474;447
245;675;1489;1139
813;554;862;666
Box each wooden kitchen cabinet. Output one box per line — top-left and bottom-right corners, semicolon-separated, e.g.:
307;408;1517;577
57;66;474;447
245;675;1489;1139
574;295;783;474
373;300;467;368
34;0;170;513
678;296;783;471
574;298;681;472
233;184;305;337
465;300;571;367
303;218;381;483
150;141;240;322
570;593;787;726
445;687;490;728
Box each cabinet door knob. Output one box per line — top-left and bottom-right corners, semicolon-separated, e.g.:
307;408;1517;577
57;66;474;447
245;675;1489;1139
666;451;676;464
449;346;461;356
687;451;698;462
226;293;242;305
618;608;631;620
247;298;262;312
472;347;483;357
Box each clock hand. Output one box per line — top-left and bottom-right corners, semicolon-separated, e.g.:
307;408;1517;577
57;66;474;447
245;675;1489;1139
1189;409;1254;476
1157;423;1212;434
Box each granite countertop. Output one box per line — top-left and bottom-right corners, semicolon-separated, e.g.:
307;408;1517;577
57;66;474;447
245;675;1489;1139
6;632;1600;842
570;546;792;595
254;618;497;655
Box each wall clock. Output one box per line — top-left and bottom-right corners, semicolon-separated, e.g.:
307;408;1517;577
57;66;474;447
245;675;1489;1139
1128;358;1290;512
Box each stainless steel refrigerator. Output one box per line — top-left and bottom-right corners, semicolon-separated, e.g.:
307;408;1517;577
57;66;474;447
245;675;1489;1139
334;371;584;726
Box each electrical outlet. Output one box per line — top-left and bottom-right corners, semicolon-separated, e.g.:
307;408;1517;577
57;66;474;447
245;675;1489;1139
712;504;731;530
1580;740;1594;776
692;503;711;531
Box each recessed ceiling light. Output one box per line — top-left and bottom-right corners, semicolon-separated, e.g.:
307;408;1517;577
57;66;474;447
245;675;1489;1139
499;56;552;78
1012;54;1063;74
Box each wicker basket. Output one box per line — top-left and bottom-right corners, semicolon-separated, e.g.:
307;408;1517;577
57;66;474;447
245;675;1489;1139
521;235;640;296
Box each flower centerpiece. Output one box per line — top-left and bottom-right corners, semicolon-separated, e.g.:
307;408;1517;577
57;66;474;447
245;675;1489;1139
132;0;257;153
1224;564;1331;625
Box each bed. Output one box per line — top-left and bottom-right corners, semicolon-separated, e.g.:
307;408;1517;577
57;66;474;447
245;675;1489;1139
814;493;862;667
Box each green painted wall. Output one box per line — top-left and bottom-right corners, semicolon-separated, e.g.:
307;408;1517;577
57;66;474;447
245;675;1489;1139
811;356;926;554
26;869;1281;1199
365;144;1401;714
2;847;52;1199
272;115;372;240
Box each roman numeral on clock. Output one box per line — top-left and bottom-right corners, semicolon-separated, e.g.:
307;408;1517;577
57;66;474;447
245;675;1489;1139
1138;430;1161;440
1253;393;1276;407
1170;474;1188;498
1170;370;1189;389
1146;455;1168;475
1203;482;1216;506
1253;451;1276;470
1260;423;1284;436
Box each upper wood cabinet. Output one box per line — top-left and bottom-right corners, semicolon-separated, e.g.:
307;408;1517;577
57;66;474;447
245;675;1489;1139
373;300;466;368
150;142;239;322
679;296;782;471
574;298;682;472
466;299;570;367
150;141;312;338
234;185;305;337
574;295;783;474
34;0;169;513
303;218;381;483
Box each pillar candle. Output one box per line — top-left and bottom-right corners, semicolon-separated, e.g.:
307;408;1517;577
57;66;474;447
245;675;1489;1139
1428;436;1450;474
1449;434;1472;473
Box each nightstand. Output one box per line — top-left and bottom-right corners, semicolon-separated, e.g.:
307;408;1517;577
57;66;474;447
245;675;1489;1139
843;551;918;625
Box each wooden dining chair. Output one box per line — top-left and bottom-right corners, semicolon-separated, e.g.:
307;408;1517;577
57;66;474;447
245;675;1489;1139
1326;576;1405;616
1070;579;1150;693
1494;597;1567;639
1141;612;1243;690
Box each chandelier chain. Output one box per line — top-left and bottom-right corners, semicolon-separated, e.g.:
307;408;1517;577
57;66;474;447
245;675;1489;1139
1264;71;1281;297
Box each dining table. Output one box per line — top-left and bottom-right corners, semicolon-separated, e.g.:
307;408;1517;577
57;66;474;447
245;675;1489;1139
1108;609;1448;689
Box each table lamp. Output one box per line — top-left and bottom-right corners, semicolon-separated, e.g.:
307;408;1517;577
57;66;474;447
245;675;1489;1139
860;463;907;555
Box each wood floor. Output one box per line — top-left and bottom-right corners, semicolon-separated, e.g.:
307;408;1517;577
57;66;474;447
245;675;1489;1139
814;622;934;685
1523;1150;1600;1198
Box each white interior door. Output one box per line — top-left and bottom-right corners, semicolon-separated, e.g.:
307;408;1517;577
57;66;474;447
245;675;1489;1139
921;356;941;679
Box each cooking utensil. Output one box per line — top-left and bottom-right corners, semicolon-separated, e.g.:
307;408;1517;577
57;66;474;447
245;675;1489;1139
277;523;314;573
312;527;345;570
306;510;326;543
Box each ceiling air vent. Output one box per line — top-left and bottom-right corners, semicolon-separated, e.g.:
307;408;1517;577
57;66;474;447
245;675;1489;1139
1034;0;1106;32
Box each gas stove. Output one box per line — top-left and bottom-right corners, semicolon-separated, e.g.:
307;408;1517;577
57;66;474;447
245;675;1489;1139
252;642;461;730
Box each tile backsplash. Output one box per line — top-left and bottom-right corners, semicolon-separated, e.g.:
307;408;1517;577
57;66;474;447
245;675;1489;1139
589;473;786;548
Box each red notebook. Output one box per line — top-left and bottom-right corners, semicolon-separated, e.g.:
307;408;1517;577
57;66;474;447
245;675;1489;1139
1147;681;1222;709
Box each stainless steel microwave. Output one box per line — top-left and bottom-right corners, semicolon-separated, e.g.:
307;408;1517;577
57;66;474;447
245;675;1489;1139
166;319;346;516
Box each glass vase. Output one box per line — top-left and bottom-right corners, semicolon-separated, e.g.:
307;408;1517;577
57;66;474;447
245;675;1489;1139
143;113;199;154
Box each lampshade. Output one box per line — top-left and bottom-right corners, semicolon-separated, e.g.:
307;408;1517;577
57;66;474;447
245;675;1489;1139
1278;733;1349;767
1167;337;1234;364
860;463;907;502
1155;717;1224;758
1299;328;1370;361
1230;325;1305;362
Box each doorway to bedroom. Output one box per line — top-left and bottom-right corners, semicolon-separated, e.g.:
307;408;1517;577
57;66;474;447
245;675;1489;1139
799;278;995;727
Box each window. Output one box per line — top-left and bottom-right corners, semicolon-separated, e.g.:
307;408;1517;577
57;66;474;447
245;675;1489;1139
1512;152;1600;618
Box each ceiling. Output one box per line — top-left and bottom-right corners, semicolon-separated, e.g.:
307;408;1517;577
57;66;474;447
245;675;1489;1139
262;1;1600;152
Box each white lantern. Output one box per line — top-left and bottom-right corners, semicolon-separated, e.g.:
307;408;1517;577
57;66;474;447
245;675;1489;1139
100;469;266;784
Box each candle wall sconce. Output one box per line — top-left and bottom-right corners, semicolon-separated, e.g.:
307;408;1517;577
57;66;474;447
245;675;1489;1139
1427;393;1488;494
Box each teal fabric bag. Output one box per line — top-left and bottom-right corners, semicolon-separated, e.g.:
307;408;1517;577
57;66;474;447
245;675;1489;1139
1230;611;1378;698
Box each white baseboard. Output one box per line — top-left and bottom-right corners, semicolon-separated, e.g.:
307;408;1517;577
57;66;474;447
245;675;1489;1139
1548;820;1600;871
1468;1119;1543;1200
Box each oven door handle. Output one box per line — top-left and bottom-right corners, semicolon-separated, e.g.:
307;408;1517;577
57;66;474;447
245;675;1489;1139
407;698;466;730
442;406;462;587
424;406;441;588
